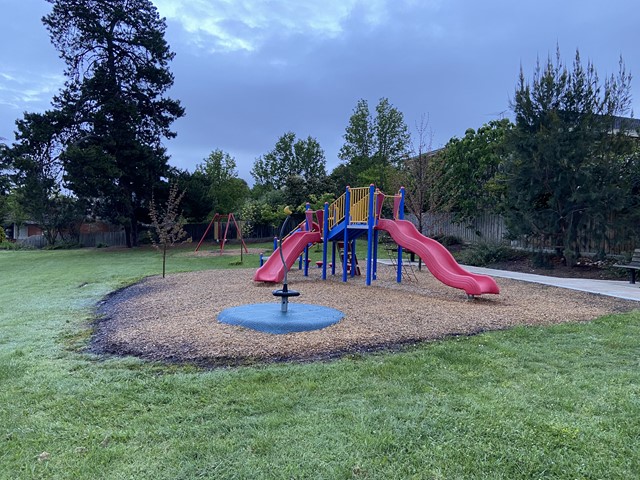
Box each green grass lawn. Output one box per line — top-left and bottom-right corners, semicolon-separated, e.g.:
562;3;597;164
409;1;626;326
1;246;639;479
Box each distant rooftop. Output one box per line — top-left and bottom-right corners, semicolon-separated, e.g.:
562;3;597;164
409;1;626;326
612;115;640;134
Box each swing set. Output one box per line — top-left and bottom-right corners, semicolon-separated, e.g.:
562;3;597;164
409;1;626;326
194;213;249;254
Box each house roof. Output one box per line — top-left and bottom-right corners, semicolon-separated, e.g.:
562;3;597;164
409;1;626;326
612;116;640;135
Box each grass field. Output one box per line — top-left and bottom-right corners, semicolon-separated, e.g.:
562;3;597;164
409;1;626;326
1;245;639;479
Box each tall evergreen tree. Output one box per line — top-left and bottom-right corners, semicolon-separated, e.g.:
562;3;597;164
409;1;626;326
505;48;636;264
43;0;184;247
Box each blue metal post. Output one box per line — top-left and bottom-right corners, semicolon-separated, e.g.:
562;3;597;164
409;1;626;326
396;187;405;283
343;187;350;282
273;237;278;251
373;229;379;280
366;184;375;285
322;202;329;280
331;241;336;276
350;239;357;277
303;203;310;277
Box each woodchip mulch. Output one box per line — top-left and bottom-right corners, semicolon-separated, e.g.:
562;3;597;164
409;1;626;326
90;265;637;367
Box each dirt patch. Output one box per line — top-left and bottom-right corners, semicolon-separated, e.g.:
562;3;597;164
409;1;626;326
90;265;638;368
484;256;628;280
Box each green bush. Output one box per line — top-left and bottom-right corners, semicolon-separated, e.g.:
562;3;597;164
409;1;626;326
0;227;6;243
0;241;33;251
439;235;464;247
531;250;554;269
457;241;522;266
43;241;83;250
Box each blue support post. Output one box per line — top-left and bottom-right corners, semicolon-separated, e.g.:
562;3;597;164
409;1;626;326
331;241;336;276
366;184;375;286
304;249;309;276
322;202;329;280
373;229;379;280
273;237;278;251
350;239;357;277
396;187;405;283
304;203;310;277
343;187;350;282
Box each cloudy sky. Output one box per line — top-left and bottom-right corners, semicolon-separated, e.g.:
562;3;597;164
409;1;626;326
1;0;639;183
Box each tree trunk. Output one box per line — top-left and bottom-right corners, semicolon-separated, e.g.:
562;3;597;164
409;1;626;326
130;213;139;247
162;244;167;278
124;224;132;248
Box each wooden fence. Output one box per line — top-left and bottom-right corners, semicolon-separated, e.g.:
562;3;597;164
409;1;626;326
18;231;128;248
16;215;638;256
417;212;637;256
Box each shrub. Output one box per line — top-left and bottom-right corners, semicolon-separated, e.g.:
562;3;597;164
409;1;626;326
531;250;554;269
458;241;522;267
434;235;464;247
43;241;83;250
0;241;34;251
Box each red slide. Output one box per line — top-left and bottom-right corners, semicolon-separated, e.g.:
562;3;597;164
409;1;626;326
254;230;322;283
376;218;500;296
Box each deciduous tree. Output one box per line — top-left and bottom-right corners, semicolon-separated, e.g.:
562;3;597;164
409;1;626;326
4;111;83;245
197;149;249;215
251;132;327;191
338;97;409;190
433;118;512;221
148;182;187;278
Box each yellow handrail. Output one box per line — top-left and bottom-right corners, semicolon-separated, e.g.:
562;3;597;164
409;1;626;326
349;187;370;224
328;186;377;230
328;192;346;230
280;219;307;243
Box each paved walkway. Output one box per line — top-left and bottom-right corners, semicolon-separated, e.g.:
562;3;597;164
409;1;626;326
465;266;640;302
378;260;640;302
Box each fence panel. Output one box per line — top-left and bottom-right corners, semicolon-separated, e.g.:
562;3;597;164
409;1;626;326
419;212;637;256
79;231;127;247
17;235;48;248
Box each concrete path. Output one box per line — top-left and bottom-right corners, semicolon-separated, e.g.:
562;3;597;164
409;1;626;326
464;265;640;302
378;259;640;301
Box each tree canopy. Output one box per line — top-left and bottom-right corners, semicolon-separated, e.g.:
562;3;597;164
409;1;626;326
251;132;327;191
196;149;249;216
43;0;184;246
504;49;637;263
338;97;409;190
429;118;512;221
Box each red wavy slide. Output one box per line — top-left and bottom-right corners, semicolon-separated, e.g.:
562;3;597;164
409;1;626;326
253;230;322;283
376;218;500;296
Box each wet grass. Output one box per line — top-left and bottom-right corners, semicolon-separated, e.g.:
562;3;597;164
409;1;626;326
1;246;639;479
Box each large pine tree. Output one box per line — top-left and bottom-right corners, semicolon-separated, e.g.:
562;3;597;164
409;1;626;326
505;49;637;264
43;0;184;246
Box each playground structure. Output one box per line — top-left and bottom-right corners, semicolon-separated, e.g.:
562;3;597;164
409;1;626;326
254;185;500;297
194;213;248;255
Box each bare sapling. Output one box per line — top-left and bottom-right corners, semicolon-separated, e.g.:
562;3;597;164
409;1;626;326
148;183;188;278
